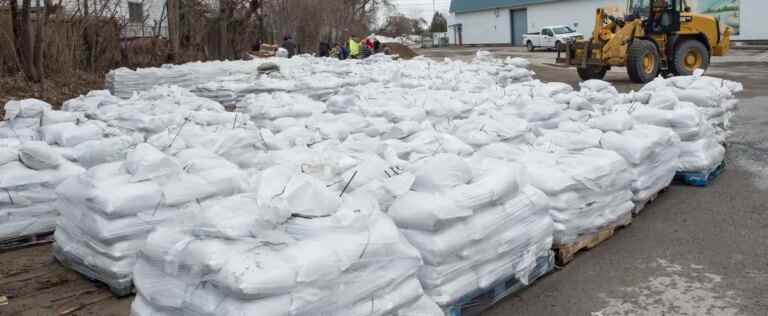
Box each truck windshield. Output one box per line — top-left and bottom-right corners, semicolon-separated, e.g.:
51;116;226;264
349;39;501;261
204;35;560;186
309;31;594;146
552;26;575;34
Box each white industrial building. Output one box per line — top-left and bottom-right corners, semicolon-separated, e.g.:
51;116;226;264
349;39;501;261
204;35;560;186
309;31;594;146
448;0;766;46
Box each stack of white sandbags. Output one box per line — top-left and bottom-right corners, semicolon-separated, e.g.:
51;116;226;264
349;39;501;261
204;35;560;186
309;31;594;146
642;70;743;135
61;90;123;114
86;85;247;139
131;164;442;316
628;98;724;174
536;121;604;152
106;60;265;98
1;99;51;141
629;71;742;174
600;124;681;212
53;143;246;295
387;154;554;307
520;148;634;245
0;141;83;241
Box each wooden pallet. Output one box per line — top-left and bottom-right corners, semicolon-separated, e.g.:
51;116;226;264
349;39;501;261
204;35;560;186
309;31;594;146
0;231;54;253
553;213;632;266
444;252;555;316
675;160;726;187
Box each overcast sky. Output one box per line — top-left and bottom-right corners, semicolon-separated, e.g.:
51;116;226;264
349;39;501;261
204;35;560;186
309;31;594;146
390;0;452;22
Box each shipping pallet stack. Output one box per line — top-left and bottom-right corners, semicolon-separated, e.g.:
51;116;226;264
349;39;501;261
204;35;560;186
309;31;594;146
552;213;633;266
443;252;556;316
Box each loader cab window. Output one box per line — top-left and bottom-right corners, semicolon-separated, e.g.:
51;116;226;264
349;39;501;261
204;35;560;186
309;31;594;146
629;0;681;33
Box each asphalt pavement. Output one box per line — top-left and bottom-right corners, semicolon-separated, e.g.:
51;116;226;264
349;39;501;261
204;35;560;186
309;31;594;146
419;46;768;316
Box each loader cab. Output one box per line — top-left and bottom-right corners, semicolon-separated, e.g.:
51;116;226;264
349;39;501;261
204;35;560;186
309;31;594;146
627;0;684;34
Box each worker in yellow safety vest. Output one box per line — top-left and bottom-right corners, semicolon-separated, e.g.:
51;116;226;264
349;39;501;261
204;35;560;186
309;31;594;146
348;37;360;59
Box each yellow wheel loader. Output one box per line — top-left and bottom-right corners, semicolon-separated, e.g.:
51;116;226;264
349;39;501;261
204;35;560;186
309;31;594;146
556;0;731;83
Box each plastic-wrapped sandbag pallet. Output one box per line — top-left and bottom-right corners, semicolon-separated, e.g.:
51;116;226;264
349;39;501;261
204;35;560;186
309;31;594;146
443;251;554;316
52;243;134;296
674;159;726;187
553;212;632;265
53;143;246;297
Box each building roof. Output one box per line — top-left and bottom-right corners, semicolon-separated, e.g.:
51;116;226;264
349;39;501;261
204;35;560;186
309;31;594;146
450;0;561;13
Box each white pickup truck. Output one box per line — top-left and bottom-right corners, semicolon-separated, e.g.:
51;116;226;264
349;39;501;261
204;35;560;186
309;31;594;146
523;26;584;52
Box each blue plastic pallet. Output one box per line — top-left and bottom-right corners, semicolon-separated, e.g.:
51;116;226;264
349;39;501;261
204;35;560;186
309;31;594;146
675;160;726;187
444;252;555;316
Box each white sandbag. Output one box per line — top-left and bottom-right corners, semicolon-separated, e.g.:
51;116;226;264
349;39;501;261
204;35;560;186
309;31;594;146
587;112;634;132
42;110;84;126
0;185;57;206
187;194;291;239
600;125;679;164
57;122;104;147
125;144;182;182
3;99;51;120
161;173;217;206
78;179;163;217
411;154;472;192
388;191;473;232
648;89;679;109
0;147;19;166
41;122;78;145
74;136;140;168
18;141;61;170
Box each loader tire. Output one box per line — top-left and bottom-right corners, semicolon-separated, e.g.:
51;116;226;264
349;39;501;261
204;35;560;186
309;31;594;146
671;39;710;76
577;65;608;80
627;39;660;83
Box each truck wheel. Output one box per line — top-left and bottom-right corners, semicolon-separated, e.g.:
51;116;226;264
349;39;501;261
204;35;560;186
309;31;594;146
577;65;609;80
527;41;535;52
671;39;710;76
627;39;660;83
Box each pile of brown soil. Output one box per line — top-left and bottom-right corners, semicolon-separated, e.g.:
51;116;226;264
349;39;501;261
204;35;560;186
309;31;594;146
385;43;418;59
0;72;104;111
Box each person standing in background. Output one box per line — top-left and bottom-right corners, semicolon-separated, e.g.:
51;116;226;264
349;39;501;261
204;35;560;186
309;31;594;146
329;43;340;59
360;39;372;59
348;36;360;59
281;35;297;58
318;41;330;57
339;43;349;60
373;39;381;53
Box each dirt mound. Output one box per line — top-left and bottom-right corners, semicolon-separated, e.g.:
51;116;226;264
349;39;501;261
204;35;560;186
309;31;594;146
0;72;104;112
384;43;418;59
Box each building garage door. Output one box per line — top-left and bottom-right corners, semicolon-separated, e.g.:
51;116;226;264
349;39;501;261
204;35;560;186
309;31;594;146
510;8;528;46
